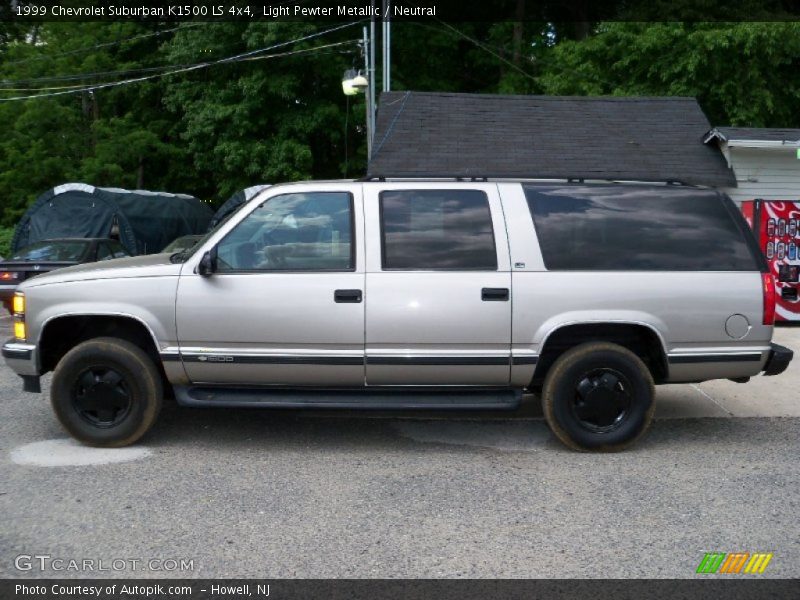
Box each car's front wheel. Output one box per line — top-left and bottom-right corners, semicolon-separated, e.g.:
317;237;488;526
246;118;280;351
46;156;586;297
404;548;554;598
51;337;162;447
542;342;655;452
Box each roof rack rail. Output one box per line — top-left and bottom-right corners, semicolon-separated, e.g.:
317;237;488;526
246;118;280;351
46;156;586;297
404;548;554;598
357;175;699;187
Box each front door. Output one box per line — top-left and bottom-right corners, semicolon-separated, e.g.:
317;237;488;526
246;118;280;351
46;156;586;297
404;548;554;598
176;185;365;386
363;184;512;386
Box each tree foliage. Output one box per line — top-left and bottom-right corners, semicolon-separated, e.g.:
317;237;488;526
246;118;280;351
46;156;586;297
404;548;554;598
0;21;186;225
1;16;798;229
161;22;359;199
537;22;800;127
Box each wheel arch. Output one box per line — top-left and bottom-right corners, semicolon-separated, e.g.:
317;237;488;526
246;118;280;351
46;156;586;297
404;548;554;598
38;312;162;376
531;320;669;388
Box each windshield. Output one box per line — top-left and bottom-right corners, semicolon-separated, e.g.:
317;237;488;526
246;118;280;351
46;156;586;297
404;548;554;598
10;240;90;262
170;211;238;263
162;235;201;253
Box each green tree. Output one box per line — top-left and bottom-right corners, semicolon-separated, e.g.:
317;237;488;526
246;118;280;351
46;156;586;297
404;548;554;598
2;14;799;232
0;20;187;226
537;22;800;127
161;22;362;200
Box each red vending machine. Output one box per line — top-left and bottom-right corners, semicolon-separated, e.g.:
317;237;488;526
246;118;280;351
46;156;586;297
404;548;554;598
741;200;800;322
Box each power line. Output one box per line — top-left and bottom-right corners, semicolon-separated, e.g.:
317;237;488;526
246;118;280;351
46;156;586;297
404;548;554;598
434;19;538;84
0;22;363;102
0;40;359;92
2;0;314;71
1;62;205;85
2;23;203;66
1;16;331;85
409;20;521;62
240;39;358;61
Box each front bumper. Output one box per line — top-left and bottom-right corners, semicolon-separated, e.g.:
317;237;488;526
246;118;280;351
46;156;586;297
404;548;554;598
2;338;40;392
2;337;39;376
762;343;793;376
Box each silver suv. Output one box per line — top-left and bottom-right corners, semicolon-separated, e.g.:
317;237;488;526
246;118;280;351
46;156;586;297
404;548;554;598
2;180;793;451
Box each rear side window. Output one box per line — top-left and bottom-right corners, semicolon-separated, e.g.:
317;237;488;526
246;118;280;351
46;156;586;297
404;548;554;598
524;185;759;271
380;190;497;270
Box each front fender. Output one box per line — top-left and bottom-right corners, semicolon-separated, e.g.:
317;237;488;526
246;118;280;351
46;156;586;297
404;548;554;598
26;277;179;352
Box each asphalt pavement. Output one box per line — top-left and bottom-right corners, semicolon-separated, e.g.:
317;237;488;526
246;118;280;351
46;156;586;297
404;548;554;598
1;315;798;579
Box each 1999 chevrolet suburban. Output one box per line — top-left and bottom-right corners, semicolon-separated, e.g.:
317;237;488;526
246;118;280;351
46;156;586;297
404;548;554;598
2;180;793;451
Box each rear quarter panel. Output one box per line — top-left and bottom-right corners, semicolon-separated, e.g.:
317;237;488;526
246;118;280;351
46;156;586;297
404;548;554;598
498;183;772;385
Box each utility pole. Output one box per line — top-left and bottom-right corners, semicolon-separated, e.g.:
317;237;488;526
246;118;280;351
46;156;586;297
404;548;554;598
369;2;377;146
363;26;373;159
382;0;391;92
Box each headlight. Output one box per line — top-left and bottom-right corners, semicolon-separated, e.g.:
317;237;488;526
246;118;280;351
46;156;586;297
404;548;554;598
13;293;25;315
13;292;25;341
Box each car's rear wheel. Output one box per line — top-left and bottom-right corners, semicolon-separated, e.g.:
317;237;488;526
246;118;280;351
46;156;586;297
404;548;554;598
51;337;162;447
542;342;655;452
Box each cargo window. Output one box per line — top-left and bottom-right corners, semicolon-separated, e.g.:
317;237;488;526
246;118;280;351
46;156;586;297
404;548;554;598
524;185;760;271
216;192;354;272
379;190;497;270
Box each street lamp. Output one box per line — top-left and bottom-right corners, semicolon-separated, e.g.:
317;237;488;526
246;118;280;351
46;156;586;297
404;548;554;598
341;27;375;159
342;66;372;159
341;69;368;96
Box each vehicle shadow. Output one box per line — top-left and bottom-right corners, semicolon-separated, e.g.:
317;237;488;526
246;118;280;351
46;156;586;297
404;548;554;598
146;397;789;454
149;394;546;449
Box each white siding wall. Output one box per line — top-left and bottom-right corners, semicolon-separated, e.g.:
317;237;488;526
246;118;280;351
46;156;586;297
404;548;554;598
720;147;800;205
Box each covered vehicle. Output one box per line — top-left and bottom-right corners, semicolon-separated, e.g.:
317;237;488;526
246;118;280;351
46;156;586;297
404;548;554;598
0;238;129;312
208;185;270;231
11;183;213;256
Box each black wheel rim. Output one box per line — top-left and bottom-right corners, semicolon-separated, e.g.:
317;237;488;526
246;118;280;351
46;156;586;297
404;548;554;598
71;366;132;428
570;367;633;433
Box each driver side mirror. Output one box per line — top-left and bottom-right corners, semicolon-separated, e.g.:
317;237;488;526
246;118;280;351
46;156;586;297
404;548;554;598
197;248;217;277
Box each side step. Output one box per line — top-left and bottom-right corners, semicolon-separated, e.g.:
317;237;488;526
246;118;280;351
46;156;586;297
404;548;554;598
174;386;521;410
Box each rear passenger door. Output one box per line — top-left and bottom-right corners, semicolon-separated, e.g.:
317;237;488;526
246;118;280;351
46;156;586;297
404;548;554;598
363;184;512;386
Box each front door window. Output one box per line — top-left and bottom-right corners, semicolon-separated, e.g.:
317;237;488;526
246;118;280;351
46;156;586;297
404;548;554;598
216;192;354;272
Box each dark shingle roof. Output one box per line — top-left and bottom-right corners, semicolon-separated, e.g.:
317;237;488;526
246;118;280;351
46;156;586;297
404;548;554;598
368;91;736;187
706;127;800;143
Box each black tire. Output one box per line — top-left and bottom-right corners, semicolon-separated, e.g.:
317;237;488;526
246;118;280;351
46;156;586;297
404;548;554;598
542;342;655;452
51;337;163;447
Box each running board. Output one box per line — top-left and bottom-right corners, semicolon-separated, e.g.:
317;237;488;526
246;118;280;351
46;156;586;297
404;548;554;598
174;386;521;410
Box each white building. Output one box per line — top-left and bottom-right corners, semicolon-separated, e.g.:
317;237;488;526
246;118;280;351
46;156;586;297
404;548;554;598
704;127;800;204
